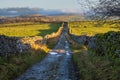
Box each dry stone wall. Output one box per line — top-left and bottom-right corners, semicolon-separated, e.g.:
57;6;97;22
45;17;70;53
69;34;96;49
0;35;29;56
0;25;63;56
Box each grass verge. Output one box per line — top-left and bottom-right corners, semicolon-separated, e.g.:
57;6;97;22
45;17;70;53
73;48;120;80
0;50;46;80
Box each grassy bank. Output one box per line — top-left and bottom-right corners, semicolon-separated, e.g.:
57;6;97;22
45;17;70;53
0;22;61;37
72;31;120;80
0;50;47;80
0;34;58;80
73;48;120;80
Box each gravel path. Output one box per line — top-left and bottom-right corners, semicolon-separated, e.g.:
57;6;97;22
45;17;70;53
16;22;77;80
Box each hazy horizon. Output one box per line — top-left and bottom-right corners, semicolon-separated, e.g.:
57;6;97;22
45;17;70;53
0;0;80;12
0;0;98;14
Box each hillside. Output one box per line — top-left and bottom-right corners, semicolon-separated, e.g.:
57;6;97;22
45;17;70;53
0;14;83;23
0;8;82;17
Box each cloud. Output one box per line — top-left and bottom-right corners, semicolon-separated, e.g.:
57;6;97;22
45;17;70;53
0;8;82;17
8;11;18;13
61;9;81;13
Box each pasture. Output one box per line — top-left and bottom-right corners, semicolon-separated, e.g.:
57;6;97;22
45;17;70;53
0;22;61;37
69;21;120;36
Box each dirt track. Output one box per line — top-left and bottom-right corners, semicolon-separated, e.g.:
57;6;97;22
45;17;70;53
16;22;77;80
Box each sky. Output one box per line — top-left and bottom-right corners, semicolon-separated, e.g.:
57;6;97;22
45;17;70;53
0;0;98;13
0;0;79;9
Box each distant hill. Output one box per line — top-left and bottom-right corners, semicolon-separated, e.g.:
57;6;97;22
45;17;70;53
0;8;82;17
0;8;84;23
0;14;84;23
51;14;84;21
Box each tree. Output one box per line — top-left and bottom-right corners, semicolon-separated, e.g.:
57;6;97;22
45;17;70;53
94;0;120;19
77;0;120;20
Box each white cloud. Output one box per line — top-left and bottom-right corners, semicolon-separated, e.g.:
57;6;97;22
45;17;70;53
61;9;81;13
8;11;18;13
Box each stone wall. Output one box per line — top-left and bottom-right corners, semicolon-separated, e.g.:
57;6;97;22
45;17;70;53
0;25;63;56
0;35;29;56
69;34;96;49
45;26;63;44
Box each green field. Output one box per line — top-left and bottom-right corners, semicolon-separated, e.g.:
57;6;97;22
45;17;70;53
69;21;120;36
0;22;61;37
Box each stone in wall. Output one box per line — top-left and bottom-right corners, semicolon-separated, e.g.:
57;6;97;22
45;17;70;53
88;37;97;50
0;35;30;56
69;34;97;49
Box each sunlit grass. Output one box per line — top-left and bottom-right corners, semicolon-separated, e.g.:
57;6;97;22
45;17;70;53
0;23;60;37
69;21;120;36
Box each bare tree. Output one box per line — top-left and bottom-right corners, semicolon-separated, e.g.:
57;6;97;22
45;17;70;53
95;0;120;20
77;0;120;20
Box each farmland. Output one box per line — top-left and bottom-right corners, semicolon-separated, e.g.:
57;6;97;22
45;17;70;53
69;21;120;36
0;21;120;80
0;22;61;37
